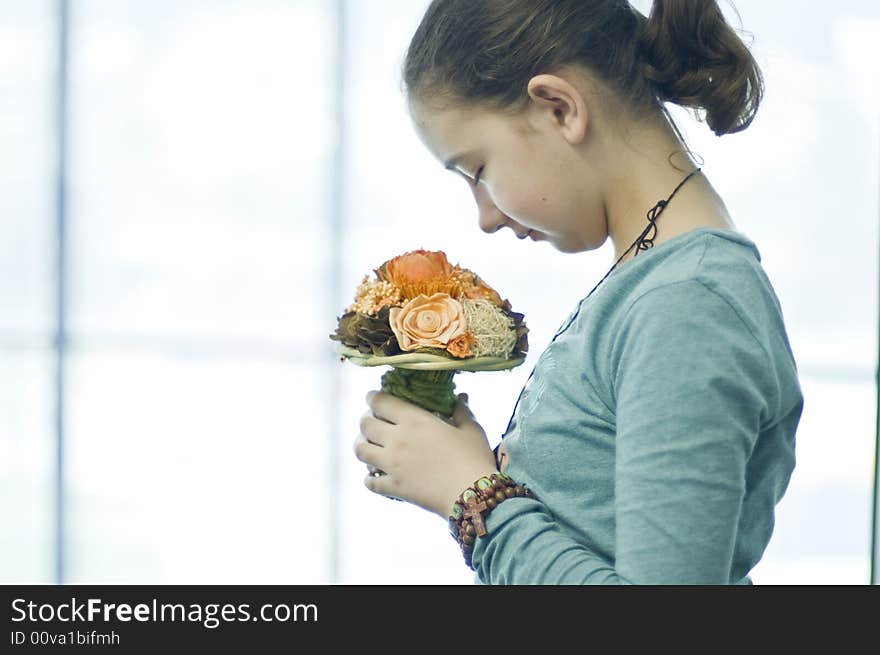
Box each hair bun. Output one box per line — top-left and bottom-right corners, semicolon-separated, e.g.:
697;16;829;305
636;0;764;136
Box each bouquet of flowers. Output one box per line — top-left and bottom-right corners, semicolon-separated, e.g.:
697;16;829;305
330;249;528;418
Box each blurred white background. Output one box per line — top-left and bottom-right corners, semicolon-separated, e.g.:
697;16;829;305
1;0;877;584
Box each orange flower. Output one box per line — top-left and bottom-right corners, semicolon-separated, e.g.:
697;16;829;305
447;330;476;358
389;293;467;351
377;249;455;287
377;250;471;301
460;269;505;307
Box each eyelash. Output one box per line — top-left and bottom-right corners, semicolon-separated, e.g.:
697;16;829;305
473;165;484;186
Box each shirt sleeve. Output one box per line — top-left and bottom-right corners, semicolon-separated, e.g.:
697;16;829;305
470;279;777;584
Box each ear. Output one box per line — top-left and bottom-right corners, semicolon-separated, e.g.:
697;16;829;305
526;73;588;145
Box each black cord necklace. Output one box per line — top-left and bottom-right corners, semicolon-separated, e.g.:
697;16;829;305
497;167;702;443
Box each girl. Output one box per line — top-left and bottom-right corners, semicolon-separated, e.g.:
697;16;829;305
353;0;804;584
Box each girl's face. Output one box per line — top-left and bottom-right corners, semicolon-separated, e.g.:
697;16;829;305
408;94;608;254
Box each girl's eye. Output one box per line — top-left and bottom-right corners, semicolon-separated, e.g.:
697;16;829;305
473;165;484;186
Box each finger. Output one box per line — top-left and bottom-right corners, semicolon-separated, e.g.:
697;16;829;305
364;394;396;426
452;392;475;427
366;389;413;424
363;468;398;499
359;410;393;446
352;432;388;469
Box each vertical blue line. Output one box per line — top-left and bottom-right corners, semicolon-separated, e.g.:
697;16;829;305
327;0;348;584
53;0;69;585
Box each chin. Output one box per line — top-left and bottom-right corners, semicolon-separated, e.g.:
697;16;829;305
551;236;587;254
553;232;609;254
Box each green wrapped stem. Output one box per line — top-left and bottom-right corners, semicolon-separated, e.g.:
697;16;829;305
380;367;457;417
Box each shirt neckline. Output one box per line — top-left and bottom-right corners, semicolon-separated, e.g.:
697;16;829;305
606;226;759;280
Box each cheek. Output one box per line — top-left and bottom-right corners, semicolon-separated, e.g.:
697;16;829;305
508;187;570;230
489;171;565;227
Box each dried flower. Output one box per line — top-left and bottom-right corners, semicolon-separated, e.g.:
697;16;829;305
329;306;402;356
389;293;467;351
459;268;506;307
377;249;454;286
348;274;404;316
447;330;477;358
378;249;477;300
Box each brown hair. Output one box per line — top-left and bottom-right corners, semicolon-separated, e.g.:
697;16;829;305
402;0;764;138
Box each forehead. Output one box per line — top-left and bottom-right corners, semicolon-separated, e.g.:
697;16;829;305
409;99;480;146
408;98;519;165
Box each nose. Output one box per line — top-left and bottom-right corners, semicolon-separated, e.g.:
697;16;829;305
471;180;511;235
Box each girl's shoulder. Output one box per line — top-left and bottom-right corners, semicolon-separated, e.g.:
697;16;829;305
585;226;796;384
588;227;771;324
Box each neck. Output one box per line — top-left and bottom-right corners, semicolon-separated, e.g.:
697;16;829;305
596;113;734;268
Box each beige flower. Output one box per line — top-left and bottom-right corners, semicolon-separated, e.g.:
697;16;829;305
389;293;467;351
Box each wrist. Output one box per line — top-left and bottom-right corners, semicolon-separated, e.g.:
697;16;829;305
446;471;534;571
439;468;501;519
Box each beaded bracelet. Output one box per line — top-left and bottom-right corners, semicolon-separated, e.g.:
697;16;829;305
447;471;534;570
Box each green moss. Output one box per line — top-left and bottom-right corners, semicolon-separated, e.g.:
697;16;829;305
380;367;457;417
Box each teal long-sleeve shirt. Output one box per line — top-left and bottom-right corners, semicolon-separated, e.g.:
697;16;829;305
472;227;804;585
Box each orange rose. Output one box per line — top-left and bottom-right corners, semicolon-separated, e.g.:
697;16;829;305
447;330;476;358
376;250;455;287
389;293;467;351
